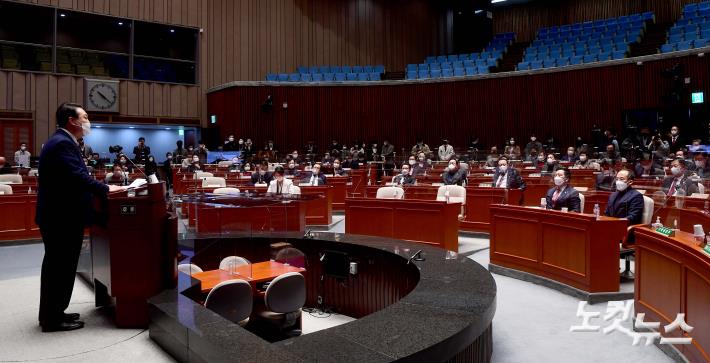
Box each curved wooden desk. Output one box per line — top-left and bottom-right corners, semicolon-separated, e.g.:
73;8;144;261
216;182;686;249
633;226;710;363
0;194;39;241
490;204;628;300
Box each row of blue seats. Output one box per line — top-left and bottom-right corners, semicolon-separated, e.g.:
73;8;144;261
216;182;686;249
266;72;381;82
538;23;646;39
660;39;710;53
424;51;504;63
668;29;710;43
684;2;710;13
527;41;630;54
518;52;626;70
524;50;627;62
295;65;384;74
533;30;642;45
408;59;497;71
670;22;710;35
406;67;489;80
538;12;654;34
675;16;710;26
682;10;710;21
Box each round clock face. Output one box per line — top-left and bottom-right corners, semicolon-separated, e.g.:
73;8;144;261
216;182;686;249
88;83;118;111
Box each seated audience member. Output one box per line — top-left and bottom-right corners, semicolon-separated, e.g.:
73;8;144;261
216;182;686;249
412;152;431;176
285;150;301;164
691;152;710;177
242;162;253;172
560;147;577;162
411;138;431;157
116;154;134;172
162;153;174;189
285;159;300;177
227;156;241;172
195;141;209;164
267;166;296;195
0;157;11;174
604;169;644;225
573;152;594;169
329;140;342;155
600;144;620;163
541;154;560;173
392;163;416;186
662;158;699;196
525;148;540;162
503;137;521;159
105;164;128;185
493;157;526;189
223;135;238;151
545;168;581;212
251;162;272;185
486;146;500;167
595;159;618;191
524;135;544;159
381;139;395;160
188;155;204;173
14;143;31;168
366;142;378;161
321;152;334;166
303;163;327;185
532;153;546;169
304;140;317;156
634;156;663;177
331;159;347;176
443;159;467;186
438;139;455;161
144;155;158;176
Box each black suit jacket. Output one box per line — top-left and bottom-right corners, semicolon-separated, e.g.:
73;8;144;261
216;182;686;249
303;172;327;185
36;130;108;227
661;175;699;196
604;188;645;225
392;174;416;185
545;186;581;212
492;168;526;190
250;172;273;185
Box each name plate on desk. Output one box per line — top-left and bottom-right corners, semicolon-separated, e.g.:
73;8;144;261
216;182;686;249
654;226;675;237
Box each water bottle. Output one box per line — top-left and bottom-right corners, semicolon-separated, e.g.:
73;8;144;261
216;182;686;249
593;203;600;220
445;190;450;203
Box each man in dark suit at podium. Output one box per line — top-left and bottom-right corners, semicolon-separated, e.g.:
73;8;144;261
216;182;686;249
36;103;125;332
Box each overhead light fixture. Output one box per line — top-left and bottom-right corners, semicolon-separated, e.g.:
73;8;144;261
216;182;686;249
118;22;123;25
59;13;66;17
129;126;135;129
170;29;175;33
491;0;507;3
165;128;171;130
475;9;483;14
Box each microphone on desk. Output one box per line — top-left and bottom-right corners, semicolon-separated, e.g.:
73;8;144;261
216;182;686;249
304;229;314;239
407;250;425;264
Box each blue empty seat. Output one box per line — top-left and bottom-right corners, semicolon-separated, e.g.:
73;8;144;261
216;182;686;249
464;59;475;67
436;56;447;63
351;66;362;73
669;33;684;43
524;54;538;62
430;63;441;70
447;55;458;62
702;29;710;39
442;68;453;77
363;65;373;73
369;72;381;81
598;52;611;61
677;40;693;50
430;69;442;78
696;38;710;47
418;69;429;79
296;66;308;74
660;44;675;53
356;73;368;81
530;60;543;69
612;50;626;60
425;56;436;64
477;66;489;74
308;67;318;74
335;73;346;81
569;55;583;65
418;63;428;70
312;73;323;82
323;73;335;81
453;61;464;68
341;66;352;73
583;55;597;63
453;68;465;77
318;66;329;73
346;73;357;81
406;64;417;72
266;73;277;81
441;62;452;69
277;73;288;82
300;73;312;82
374;65;385;73
406;71;417;80
465;66;477;75
288;73;300;82
458;54;470;60
330;66;342;73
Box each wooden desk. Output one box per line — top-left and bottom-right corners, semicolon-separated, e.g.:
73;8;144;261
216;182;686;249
328;176;349;211
655;207;710;233
344;198;459;251
193;195;307;234
459;187;523;233
0;194;39;241
191;261;306;293
297;185;333;226
490;204;628;294
633;227;710;363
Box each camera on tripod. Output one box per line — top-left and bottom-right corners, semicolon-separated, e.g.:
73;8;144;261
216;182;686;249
108;145;124;155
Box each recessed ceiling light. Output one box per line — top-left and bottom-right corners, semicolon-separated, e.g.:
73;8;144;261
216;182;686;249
118;22;123;25
491;0;506;3
60;13;66;17
129;126;135;129
170;29;175;33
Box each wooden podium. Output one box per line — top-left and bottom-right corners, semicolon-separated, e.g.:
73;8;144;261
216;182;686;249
79;182;177;328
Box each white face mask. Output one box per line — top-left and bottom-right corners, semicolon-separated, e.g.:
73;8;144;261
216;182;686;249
276;175;284;182
193;158;199;163
448;163;456;169
20;146;26;151
333;163;340;168
409;160;416;165
530;137;536;142
554;176;565;186
509;141;514;145
244;165;251;171
229;138;234;142
547;158;555;164
670;166;681;175
616;180;629;191
419;157;425;161
671;130;678;136
402;169;409;175
538;156;544;161
567;151;574;156
80;120;91;136
499;165;508;172
696;160;705;168
579;156;587;162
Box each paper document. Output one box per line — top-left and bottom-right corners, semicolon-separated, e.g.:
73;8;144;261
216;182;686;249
127;178;147;189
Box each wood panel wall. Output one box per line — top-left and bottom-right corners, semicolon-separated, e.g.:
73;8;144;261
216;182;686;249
493;0;700;42
207;53;710;155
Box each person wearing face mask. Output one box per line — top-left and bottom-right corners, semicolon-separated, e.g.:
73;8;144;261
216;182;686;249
442;159;467;186
173;140;187;163
411;138;431;158
303;163;327;186
525;148;540;162
14;142;31;168
0;156;11;174
667;125;686;154
493;157;526;190
144;155;158;176
691;153;710;177
573;152;593;169
267;166;296;195
285;150;301;164
37;103;126;332
285;159;301;177
438;139;455;161
304;140;317;156
331;159;347;176
194;141;209;164
662;158;699;197
163;152;174;189
250;162;273;185
381;139;395;160
105;164;129;185
132;137;151;164
560;146;578;163
604;169;644;225
241;139;254;161
330;140;342;155
524;135;543;159
533;153;546;169
504;138;521;159
392;164;416;186
116;154;134;173
223;135;238;151
321;152;333;166
541;154;560;174
545;168;581;212
188;155;203;173
412;153;431;176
